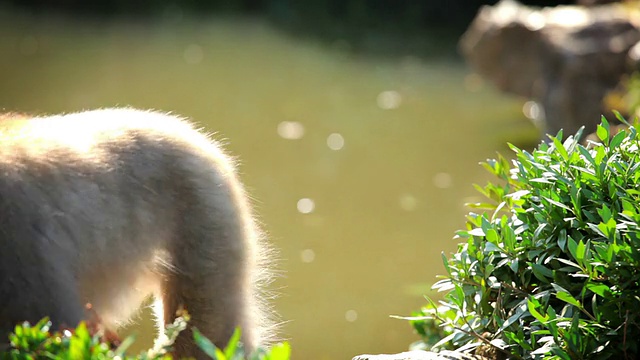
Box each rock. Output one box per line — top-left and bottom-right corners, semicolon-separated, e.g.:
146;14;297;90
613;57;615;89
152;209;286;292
628;40;640;70
577;0;622;6
459;0;640;138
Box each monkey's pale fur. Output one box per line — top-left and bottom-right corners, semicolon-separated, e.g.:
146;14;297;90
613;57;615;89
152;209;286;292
0;108;275;358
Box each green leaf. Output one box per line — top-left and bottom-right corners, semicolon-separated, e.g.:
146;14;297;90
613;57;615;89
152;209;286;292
441;252;451;276
265;342;292;360
612;109;628;124
610;129;626;149
555;258;581;271
114;334;137;357
575;239;587;264
557;229;567;250
555;291;582;308
586;283;613;299
530;262;554;281
193;327;223;359
551;135;570;161
597;116;610;145
543;197;573;212
527;297;549;322
484;242;502;252
485;228;499;243
509;258;520;273
578;145;596;167
598;204;612;223
223;328;242;359
567;237;579;261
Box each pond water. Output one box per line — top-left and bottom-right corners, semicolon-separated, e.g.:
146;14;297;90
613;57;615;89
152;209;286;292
0;8;538;359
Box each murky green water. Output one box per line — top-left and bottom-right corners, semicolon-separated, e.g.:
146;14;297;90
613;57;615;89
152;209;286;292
0;9;538;359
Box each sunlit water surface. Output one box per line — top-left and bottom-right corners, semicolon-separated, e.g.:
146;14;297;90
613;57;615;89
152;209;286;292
0;9;537;360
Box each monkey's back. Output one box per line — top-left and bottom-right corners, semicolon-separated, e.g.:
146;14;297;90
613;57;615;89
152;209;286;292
0;108;233;169
0;107;233;242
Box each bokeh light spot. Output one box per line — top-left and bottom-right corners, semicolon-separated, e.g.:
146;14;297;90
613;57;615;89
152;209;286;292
277;121;305;140
297;198;315;214
301;249;315;263
345;310;358;322
326;133;344;150
523;101;542;120
433;172;452;189
399;194;418;211
376;90;401;110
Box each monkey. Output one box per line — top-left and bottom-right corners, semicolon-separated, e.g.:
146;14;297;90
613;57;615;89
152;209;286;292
0;107;276;359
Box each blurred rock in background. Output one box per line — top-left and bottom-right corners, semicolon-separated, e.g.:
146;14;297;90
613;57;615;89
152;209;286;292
460;0;640;138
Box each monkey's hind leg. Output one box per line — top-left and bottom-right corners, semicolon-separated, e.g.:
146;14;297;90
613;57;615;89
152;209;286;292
158;170;266;359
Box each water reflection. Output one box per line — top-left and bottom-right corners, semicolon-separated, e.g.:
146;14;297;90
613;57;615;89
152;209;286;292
376;90;402;110
300;249;316;263
277;121;305;140
345;310;358;322
398;194;418;212
0;8;538;360
296;198;316;214
433;172;453;189
326;133;344;150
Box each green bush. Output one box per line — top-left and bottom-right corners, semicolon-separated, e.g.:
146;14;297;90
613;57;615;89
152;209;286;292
408;115;640;359
0;315;290;360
